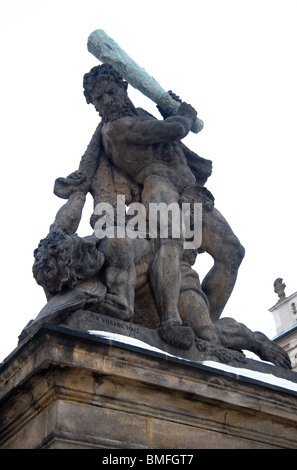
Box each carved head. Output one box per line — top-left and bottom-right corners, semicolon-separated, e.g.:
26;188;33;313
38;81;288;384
33;228;104;297
83;64;132;122
274;278;286;298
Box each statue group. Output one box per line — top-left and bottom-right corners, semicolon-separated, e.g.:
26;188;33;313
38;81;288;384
23;35;291;370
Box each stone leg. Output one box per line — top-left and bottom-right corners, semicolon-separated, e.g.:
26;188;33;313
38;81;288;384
200;207;245;321
149;239;183;326
148;239;195;350
178;288;220;344
214;318;292;369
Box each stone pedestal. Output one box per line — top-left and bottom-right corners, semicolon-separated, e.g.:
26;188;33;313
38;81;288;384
1;323;297;449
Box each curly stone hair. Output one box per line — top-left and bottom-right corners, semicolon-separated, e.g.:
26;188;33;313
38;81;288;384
83;64;128;104
33;228;103;296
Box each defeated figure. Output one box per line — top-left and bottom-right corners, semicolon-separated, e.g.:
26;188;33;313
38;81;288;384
31;190;291;369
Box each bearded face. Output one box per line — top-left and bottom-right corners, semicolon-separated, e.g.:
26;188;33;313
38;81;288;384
89;78;132;122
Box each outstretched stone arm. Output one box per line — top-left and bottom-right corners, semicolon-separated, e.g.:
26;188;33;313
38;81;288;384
48;124;103;235
50;191;86;234
109;102;197;146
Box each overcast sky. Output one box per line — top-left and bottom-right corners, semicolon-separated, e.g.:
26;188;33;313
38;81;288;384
0;0;296;361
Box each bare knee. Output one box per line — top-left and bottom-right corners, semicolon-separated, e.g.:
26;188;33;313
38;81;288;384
202;208;245;270
230;240;245;269
215;237;245;272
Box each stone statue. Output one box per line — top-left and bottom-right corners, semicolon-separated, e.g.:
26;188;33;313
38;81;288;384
274;278;286;300
21;32;291;371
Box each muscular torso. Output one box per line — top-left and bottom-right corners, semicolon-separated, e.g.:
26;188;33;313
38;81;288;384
101;110;196;193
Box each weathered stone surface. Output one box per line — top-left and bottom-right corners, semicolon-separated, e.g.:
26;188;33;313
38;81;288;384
1;324;297;449
27;61;291;371
58;309;297;381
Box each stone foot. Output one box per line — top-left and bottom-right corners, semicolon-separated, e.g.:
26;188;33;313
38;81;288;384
158;322;195;350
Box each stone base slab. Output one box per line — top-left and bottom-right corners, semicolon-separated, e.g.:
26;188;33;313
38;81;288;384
1;323;297;449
